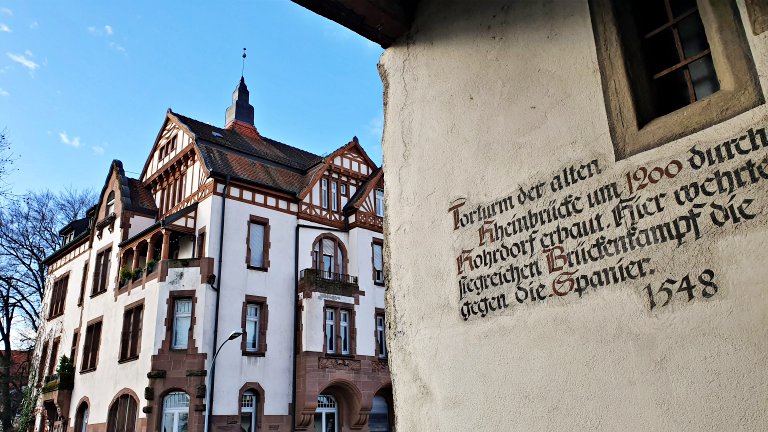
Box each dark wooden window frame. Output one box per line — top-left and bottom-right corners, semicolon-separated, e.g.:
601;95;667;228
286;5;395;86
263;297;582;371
107;392;139;432
246;215;270;271
241;296;268;356
80;316;103;374
196;227;206;259
590;0;763;159
323;301;356;357
37;341;49;385
77;262;88;306
118;300;144;363
70;329;79;366
47;337;60;377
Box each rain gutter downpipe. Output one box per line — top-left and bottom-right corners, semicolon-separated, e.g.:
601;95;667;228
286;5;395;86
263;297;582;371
206;174;230;432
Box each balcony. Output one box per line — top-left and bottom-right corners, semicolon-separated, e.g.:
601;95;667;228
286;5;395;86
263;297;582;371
299;268;360;298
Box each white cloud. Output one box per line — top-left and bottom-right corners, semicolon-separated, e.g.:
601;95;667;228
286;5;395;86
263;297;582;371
59;132;81;148
24;49;33;58
0;88;8;97
367;114;384;138
91;145;105;155
6;52;39;72
88;24;115;37
87;26;96;34
104;25;113;35
108;41;126;54
29;21;39;30
0;8;11;16
0;24;10;33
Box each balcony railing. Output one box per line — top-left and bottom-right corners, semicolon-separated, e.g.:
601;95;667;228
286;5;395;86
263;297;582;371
299;268;359;297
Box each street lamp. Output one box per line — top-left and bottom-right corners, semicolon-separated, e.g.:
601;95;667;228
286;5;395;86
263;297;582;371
204;330;242;432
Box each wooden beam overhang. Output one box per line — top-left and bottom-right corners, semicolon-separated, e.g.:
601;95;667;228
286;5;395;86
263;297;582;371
290;0;418;47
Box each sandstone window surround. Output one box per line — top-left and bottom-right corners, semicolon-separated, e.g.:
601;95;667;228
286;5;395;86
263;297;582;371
241;295;269;356
119;301;144;362
590;0;763;160
372;239;384;286
324;301;356;356
246;215;270;271
91;246;112;297
80;318;103;373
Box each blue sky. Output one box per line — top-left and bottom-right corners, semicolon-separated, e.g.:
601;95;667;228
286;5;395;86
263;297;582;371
0;1;384;195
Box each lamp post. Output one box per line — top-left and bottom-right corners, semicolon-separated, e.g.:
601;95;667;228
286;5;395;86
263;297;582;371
204;330;242;432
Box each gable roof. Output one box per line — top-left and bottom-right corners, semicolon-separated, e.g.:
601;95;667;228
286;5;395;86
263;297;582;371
344;167;383;213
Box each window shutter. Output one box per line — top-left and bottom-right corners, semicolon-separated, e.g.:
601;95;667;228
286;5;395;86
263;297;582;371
131;306;143;358
92;254;102;295
120;310;131;360
90;322;102;369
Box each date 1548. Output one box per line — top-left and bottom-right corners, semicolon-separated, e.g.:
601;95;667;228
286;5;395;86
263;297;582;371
643;269;718;310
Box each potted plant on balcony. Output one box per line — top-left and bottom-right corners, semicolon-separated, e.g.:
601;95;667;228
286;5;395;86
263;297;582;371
119;266;134;286
56;355;74;391
145;259;157;274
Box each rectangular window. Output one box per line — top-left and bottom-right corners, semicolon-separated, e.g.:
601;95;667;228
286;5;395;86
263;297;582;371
372;241;384;285
47;338;60;377
48;275;69;318
325;305;354;356
376;314;387;359
245;304;260;352
91;248;111;296
196;232;206;258
120;303;144;361
172;299;192;350
246;216;269;270
331;182;338;211
375;189;384;217
81;320;102;372
321;178;329;209
78;263;88;306
590;0;763;158
70;330;79;365
340;310;350;355
37;342;48;384
340;183;347;196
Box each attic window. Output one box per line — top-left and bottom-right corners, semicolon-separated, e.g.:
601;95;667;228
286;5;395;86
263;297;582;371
212;131;223;138
105;191;115;216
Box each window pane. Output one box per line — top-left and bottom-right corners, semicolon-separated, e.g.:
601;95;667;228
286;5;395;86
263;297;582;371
670;0;697;18
314;414;323;432
177;414;188;432
249;223;265;267
375;190;384;217
373;244;383;271
678;13;709;59
689;55;719;100
240;412;253;432
331;182;338;211
654;68;691;116
162;413;174;432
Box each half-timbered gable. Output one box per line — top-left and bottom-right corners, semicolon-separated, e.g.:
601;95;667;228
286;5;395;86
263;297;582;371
345;168;384;232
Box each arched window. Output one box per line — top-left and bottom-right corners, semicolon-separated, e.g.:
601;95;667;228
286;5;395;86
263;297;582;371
312;236;346;279
369;395;391;432
240;391;258;432
107;394;137;432
162;392;190;432
105;191;115;216
314;394;338;432
74;402;89;432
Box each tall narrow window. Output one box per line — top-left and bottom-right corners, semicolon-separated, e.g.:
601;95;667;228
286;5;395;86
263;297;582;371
37;342;48;384
47;338;60;377
161;392;189;432
74;402;89;432
246;217;269;270
106;394;137;432
92;248;111;296
245;304;260;352
376;314;387;359
196;232;206;258
105;191;115;216
369;396;391;432
321;178;329;209
340;310;350;355
314;395;338;432
172;299;192;350
81;320;102;372
70;330;79;365
372;241;384;285
119;304;143;361
375;189;384;217
241;391;258;432
312;235;346;279
331;181;338;211
49;275;69;318
78;263;88;306
325;309;335;354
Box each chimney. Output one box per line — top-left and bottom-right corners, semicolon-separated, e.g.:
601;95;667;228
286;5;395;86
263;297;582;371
225;77;255;128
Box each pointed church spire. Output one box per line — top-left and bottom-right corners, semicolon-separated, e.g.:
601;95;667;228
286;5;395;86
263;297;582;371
225;48;255;128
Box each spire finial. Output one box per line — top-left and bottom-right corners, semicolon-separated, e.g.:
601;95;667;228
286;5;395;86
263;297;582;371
241;48;247;78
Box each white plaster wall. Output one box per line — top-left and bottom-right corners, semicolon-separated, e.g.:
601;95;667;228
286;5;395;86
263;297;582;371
380;0;768;430
205;195;298;417
128;215;155;238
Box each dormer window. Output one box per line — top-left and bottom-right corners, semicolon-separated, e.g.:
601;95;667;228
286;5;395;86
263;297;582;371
105;191;115;217
62;231;74;245
375;189;384;217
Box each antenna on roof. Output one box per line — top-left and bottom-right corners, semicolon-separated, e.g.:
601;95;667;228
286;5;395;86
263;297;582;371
241;48;247;78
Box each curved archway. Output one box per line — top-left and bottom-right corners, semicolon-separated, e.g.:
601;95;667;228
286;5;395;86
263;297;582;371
316;379;365;430
161;390;190;432
311;233;349;277
74;399;89;432
370;384;394;432
239;383;265;432
106;389;139;432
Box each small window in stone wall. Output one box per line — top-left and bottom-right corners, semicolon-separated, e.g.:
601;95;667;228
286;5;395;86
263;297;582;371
590;0;763;159
171;299;192;350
